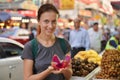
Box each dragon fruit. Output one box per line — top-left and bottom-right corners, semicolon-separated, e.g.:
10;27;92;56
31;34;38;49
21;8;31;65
65;54;71;63
62;54;71;68
52;54;61;64
51;54;61;70
51;54;71;70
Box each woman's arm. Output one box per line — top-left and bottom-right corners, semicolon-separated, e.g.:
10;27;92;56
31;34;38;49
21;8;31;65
23;59;53;80
63;53;73;80
61;64;73;80
61;52;73;80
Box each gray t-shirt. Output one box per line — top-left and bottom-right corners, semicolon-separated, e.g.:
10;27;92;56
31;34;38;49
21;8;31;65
21;37;71;80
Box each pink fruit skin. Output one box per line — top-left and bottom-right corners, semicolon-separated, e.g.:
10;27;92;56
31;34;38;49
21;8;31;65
52;55;60;64
62;54;71;68
65;54;71;63
52;55;61;70
51;62;60;70
51;54;71;69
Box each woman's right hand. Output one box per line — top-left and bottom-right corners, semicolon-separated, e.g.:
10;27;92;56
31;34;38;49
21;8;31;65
47;66;54;72
47;66;63;74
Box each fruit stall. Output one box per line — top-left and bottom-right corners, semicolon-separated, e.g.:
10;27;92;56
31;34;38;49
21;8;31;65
71;50;102;80
70;49;120;80
94;49;120;80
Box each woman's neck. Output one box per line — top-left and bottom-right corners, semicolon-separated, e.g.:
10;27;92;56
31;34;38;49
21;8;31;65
37;33;56;47
37;33;55;41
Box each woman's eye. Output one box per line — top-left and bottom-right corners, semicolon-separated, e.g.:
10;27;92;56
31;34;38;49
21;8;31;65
52;20;57;24
44;20;49;24
44;20;57;25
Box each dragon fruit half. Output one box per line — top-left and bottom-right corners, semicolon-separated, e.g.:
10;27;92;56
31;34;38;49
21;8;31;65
51;54;71;70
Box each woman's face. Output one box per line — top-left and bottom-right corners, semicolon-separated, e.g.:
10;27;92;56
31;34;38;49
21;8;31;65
38;11;58;36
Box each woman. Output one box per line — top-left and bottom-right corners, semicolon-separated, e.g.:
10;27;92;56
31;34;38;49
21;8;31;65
21;4;72;80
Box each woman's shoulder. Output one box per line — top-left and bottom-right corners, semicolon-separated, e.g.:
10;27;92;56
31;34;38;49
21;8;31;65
56;37;71;54
56;37;70;47
24;40;33;48
56;37;68;43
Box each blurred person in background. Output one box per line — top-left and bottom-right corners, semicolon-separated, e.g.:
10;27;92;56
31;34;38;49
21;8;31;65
116;27;120;44
29;27;37;40
101;28;111;51
20;23;28;29
28;21;37;40
56;28;64;38
63;27;71;41
105;31;120;50
88;22;102;53
63;18;72;41
69;18;90;58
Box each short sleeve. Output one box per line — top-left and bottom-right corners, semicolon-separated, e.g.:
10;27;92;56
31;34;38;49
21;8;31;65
21;41;34;60
64;39;71;54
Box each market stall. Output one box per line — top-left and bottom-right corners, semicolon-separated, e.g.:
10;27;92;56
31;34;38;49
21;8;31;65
71;50;102;80
70;49;120;80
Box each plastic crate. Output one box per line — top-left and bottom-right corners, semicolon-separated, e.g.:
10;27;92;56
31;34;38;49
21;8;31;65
92;77;117;80
71;67;101;80
71;76;86;80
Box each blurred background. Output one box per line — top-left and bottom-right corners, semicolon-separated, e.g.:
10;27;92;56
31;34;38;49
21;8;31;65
0;0;120;30
0;0;120;46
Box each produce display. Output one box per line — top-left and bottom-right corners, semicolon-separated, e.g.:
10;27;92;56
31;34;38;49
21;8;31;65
74;50;102;65
72;58;98;76
95;49;120;79
72;50;102;77
117;45;120;50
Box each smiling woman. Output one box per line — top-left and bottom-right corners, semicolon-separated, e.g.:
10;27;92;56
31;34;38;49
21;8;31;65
21;4;72;80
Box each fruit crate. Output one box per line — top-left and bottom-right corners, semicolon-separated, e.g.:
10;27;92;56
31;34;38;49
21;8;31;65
86;66;100;80
90;67;118;80
92;78;117;80
70;76;85;80
71;67;100;80
91;67;118;80
92;75;117;80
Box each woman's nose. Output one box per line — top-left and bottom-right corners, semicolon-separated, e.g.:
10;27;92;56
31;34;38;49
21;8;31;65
48;22;53;28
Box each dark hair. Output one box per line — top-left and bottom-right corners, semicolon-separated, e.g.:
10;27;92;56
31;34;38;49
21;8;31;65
93;22;98;26
37;4;59;21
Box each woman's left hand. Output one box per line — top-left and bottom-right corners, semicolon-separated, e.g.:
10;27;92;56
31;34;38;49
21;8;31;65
51;67;69;74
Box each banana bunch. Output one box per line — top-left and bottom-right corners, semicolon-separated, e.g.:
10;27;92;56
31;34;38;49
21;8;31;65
74;50;102;65
117;45;120;50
